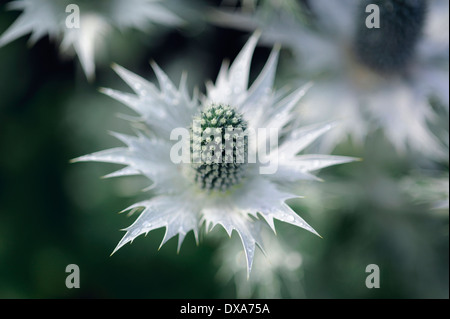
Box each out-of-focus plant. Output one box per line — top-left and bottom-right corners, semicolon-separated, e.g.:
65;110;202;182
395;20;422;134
211;0;449;159
0;0;185;80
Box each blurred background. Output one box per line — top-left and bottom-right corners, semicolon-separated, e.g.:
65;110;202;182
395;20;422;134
0;0;448;298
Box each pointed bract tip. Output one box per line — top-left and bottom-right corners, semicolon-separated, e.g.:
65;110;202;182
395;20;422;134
110;244;121;257
273;43;282;53
111;63;127;76
98;87;108;94
252;29;262;39
69;155;89;164
84;71;95;83
313;229;323;239
149;59;159;70
111;62;120;70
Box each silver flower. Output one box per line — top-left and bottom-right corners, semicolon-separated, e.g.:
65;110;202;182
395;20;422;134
73;33;356;274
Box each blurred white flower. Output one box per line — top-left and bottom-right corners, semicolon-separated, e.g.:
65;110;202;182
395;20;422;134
401;170;450;211
211;0;449;159
73;33;356;274
0;0;183;80
215;227;305;298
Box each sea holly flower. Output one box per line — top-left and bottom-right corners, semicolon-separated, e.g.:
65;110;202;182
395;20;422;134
211;0;449;159
0;0;183;80
73;33;356;274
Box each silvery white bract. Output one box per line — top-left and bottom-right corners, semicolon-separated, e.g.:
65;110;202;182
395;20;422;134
0;0;183;80
211;0;449;160
73;33;356;275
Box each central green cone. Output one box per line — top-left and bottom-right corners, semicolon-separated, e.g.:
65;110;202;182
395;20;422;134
191;103;248;192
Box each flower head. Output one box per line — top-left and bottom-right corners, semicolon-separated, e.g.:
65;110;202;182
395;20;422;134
0;0;183;80
73;33;356;274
